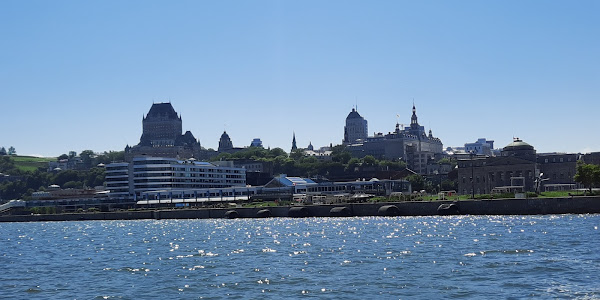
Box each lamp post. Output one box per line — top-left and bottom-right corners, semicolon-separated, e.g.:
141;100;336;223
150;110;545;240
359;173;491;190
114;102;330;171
535;172;549;194
470;151;475;199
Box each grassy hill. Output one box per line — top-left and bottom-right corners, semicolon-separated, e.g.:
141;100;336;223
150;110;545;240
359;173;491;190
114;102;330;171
9;155;56;172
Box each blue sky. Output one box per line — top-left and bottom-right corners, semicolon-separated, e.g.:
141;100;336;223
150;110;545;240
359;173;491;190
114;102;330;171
1;0;598;157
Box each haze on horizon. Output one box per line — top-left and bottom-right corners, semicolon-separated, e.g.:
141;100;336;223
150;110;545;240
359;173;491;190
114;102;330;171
1;0;598;158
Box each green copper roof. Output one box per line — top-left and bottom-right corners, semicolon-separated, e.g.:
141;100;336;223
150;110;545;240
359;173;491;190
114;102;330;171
504;139;534;150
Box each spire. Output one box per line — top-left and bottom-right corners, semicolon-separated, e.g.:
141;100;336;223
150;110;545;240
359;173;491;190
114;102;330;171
291;132;297;151
411;103;418;126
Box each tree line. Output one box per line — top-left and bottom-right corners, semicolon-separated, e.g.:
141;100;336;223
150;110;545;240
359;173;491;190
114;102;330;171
0;146;16;156
0;150;124;201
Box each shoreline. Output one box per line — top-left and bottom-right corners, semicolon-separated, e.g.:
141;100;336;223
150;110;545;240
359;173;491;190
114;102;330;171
2;196;600;223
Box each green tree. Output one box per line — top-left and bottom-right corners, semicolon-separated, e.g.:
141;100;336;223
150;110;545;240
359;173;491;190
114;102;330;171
52;170;81;187
406;174;426;192
362;155;378;167
289;149;304;161
574;162;600;193
63;181;83;189
8;146;16;155
331;145;351;164
345;158;360;172
441;179;457;191
58;154;69;160
80;150;95;168
0;147;6;155
269;148;288;158
95;151;125;164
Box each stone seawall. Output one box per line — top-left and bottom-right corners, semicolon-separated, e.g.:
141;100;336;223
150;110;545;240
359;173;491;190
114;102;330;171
2;196;600;223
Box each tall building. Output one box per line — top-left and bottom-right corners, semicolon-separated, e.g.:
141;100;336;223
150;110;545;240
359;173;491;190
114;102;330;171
126;103;211;160
343;108;368;144
218;131;234;152
139;103;182;147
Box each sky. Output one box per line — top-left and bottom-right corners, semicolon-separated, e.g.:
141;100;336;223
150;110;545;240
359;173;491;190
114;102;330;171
1;0;598;157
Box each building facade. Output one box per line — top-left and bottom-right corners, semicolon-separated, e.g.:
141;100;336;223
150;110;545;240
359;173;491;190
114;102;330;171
126;103;213;160
343;108;368;144
346;105;443;174
465;138;495;156
106;157;246;200
457;139;579;195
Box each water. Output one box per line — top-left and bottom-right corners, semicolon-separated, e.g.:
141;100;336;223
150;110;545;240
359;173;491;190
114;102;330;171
1;215;599;299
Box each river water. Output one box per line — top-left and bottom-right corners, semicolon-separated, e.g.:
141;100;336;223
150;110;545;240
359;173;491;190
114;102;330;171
1;215;599;299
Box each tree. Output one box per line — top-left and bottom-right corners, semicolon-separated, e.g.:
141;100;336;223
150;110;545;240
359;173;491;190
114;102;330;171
406;174;426;192
362;155;378;167
79;150;95;168
63;181;83;189
269;148;288;159
289;149;304;161
345;158;360;172
331;145;351;164
574;162;600;193
58;154;69;160
0;147;6;156
8;146;16;155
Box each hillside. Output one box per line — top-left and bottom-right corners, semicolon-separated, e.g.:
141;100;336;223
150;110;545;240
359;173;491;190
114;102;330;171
8;156;56;172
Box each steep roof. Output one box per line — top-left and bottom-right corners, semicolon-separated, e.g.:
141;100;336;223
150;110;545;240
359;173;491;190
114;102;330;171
346;108;363;120
146;103;179;119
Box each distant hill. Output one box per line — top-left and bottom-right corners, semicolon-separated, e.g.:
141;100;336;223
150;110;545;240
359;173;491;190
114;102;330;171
8;155;56;172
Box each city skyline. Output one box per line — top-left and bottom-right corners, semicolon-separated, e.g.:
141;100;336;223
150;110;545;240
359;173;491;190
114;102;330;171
1;1;598;157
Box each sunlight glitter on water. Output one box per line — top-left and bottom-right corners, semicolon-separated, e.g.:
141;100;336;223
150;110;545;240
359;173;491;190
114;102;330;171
1;215;599;299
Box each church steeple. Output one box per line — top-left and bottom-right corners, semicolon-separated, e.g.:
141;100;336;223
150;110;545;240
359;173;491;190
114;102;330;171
411;103;419;128
291;132;297;151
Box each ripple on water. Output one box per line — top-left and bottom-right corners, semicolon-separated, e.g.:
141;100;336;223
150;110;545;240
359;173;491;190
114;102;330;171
1;215;599;299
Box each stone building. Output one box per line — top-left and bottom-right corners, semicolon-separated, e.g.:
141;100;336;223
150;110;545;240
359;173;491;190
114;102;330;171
218;131;234;152
457;138;578;195
346;105;443;174
343;108;368;144
581;152;600;166
537;153;578;190
217;131;246;154
125;103;213;160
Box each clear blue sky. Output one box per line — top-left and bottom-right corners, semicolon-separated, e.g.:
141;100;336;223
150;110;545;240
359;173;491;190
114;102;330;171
1;0;598;157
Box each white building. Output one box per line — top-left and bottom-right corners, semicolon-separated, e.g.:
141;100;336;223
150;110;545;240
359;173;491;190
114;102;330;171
106;157;246;200
105;162;131;201
464;138;495;156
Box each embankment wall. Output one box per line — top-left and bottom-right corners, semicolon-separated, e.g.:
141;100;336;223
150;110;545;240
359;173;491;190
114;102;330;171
1;196;599;223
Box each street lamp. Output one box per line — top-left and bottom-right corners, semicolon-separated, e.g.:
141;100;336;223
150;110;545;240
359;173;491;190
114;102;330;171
470;151;475;199
535;172;549;194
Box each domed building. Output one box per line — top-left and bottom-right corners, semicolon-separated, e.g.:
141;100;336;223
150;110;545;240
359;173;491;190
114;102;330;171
457;138;577;196
218;131;234;152
343;104;443;174
501;138;536;159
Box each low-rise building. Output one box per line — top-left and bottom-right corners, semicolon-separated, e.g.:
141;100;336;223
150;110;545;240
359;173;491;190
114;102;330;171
457;138;579;196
